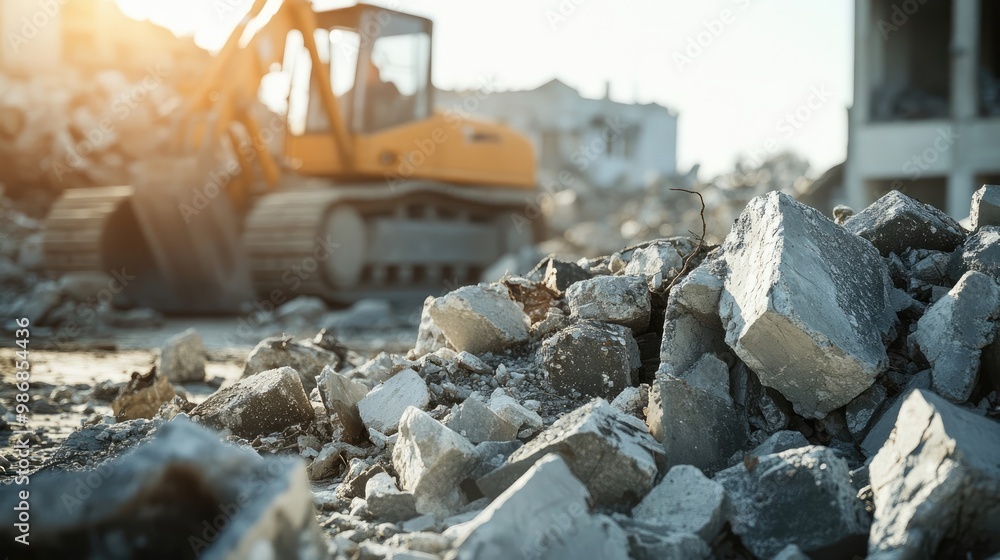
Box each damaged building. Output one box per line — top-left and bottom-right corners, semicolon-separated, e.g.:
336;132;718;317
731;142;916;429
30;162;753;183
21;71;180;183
844;0;1000;217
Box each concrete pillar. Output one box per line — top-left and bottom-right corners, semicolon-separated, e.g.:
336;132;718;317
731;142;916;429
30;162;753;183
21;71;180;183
947;169;975;219
951;0;980;120
846;0;873;211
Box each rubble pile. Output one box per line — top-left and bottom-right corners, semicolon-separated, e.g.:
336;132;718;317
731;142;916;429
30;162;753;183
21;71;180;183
4;187;1000;559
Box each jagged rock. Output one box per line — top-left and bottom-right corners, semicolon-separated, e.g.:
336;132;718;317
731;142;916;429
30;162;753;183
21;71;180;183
970;184;1000;231
320;365;370;443
414;295;451;356
0;419;325;558
393;407;479;516
610;386;647;417
868;390;1000;558
631;465;726;542
623;237;698;285
451;454;631;560
911;271;1000;402
956;226;1000;284
540;257;591;292
191;366;315;439
844;190;966;256
447;398;518;444
909;251;952;285
658;254;731;378
566;275;651;331
308;442;366;480
538;321;640;399
647;354;748;474
355;351;415;383
111;368;176;421
365;472;418;523
846;383;888;439
455;351;492;375
488;389;543;432
336;461;386;501
357;369;429;435
714;445;870;559
749;430;809;458
861;370;933;458
242;336;337;392
477;399;663;508
426;283;530;354
159;328;205;383
720;191;895;418
470;441;523;480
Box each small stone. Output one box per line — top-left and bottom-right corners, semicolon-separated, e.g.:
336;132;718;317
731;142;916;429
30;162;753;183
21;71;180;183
191;366;314;439
538;321;639;399
566;275;651;331
309;442;366;480
488;390;543;432
111;369;176;422
393;407;479;516
631;464;726;542
846;383;888;439
365;472;418;523
242;336;338;392
970;184;1000;231
427;284;530;354
540;257;591;292
955;226;1000;285
358;369;430;435
455;351;492;375
158;328;205;383
446;398;518;444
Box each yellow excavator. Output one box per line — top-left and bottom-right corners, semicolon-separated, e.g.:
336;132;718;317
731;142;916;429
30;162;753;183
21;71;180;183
42;0;538;312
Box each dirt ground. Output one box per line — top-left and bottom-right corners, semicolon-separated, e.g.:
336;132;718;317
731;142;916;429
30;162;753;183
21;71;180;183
0;316;418;477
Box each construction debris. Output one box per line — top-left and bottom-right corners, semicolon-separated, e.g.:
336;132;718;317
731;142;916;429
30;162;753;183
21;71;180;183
844;190;967;256
970;184;1000;231
357;369;430;435
159;328;206;383
425;284;530;354
243;336;339;392
191;366;315;440
537;321;640;398
111;367;176;421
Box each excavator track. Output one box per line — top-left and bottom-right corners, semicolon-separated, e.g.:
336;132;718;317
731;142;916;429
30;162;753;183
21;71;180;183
245;180;539;303
43;186;135;273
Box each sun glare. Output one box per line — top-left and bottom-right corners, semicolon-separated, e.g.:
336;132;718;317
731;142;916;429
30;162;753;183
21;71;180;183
113;0;248;51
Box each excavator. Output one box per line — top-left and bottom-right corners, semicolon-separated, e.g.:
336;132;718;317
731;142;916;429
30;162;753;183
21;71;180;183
42;0;539;313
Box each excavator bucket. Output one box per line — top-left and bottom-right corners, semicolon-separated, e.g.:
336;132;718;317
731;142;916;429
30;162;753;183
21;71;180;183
43;156;254;314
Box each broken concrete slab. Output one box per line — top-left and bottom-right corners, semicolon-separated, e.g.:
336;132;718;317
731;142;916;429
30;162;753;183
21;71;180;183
647;354;748;474
566;274;651;331
861;370;933;458
714;445;870;559
970;184;1000;231
426;283;530;355
365;472;418;523
242;336;338;392
159;328;205;383
0;418;325;559
488;389;543;432
720;191;896;418
452;454;631;560
955;226;1000;284
414;295;452;356
844;190;967;257
623;237;698;285
846;383;888;439
111;368;176;421
869;390;1000;558
320;365;370;443
392;407;479;517
538;321;640;399
191;366;315;440
477;399;663;508
630;464;726;542
911;271;1000;402
446;397;518;444
357;369;429;435
748;430;809;457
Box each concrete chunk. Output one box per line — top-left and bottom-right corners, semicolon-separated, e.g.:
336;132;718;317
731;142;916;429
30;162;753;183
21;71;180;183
631;465;726;542
476;399;663;508
846;383;888;439
720;191;895;418
911;271;1000;402
748;430;809;457
446;397;518;444
111;369;176;421
647;354;748;474
392;407;479;516
242;336;337;392
427;283;530;354
869;390;1000;558
844;190;966;256
715;445;870;559
955;226;1000;284
365;472;418;523
658;255;731;378
358;369;430;435
538;321;639;399
970;184;1000;231
566;275;651;331
159;328;205;383
192;366;315;439
453;454;630;560
488;389;543;432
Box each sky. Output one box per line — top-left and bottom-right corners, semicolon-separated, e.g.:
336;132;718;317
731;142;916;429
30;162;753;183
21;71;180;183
115;0;854;179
